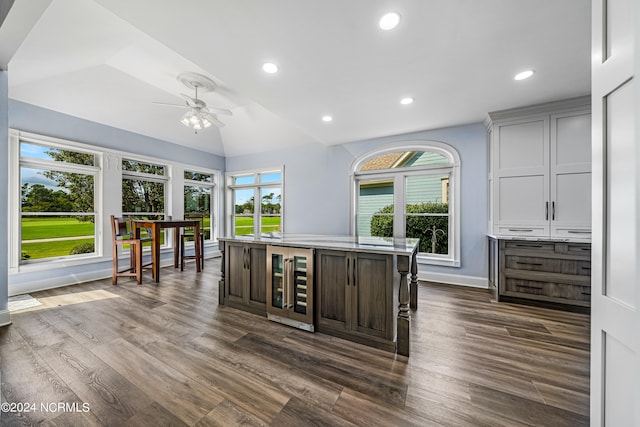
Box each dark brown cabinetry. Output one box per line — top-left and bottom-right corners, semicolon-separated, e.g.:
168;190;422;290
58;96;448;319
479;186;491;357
497;239;591;311
315;249;397;352
223;242;266;315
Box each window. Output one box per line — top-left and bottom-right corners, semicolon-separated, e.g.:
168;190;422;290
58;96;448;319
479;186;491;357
227;169;282;236
184;170;215;240
17;139;99;263
353;142;460;266
122;158;168;244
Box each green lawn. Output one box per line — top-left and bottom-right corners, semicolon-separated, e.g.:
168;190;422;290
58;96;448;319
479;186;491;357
235;216;280;235
21;216;94;240
22;238;94;260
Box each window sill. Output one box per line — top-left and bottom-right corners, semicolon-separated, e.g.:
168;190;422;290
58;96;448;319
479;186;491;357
416;254;460;267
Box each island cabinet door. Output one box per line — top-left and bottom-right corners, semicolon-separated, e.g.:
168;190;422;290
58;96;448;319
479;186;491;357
225;243;247;306
315;249;349;333
351;252;394;340
225;242;266;315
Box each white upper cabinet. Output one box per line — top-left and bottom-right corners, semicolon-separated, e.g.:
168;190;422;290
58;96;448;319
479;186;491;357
487;97;591;239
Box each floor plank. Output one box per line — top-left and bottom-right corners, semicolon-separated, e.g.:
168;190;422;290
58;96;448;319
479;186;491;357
0;258;590;425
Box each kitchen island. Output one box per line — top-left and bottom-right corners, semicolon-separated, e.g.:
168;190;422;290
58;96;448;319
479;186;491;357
218;234;419;356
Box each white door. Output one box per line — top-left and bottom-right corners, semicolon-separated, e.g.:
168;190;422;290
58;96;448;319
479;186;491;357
591;0;640;425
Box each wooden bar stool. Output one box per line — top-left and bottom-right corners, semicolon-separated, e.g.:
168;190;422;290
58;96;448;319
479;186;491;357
180;214;205;271
110;215;152;284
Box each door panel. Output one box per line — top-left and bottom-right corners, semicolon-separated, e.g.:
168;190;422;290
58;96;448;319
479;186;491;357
317;250;347;328
591;0;639;424
353;253;392;339
248;246;266;305
227;244;245;299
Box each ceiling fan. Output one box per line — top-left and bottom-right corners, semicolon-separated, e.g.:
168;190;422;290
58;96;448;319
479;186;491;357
154;72;232;132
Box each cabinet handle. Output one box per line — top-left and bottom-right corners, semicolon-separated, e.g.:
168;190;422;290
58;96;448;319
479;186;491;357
516;261;543;266
514;244;543;248
545;201;549;221
582;292;591;296
568;230;591;234
517;284;543;290
581;266;591;271
508;228;534;232
552;201;555;221
243;248;247;269
284;258;289;309
346;258;350;286
353;258;357;287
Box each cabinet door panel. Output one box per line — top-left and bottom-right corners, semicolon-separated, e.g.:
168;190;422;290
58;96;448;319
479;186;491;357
353;253;392;338
553;113;591;167
552;172;591;228
248;246;266;305
317;251;347;327
497;175;548;225
227;244;245;299
497;119;548;171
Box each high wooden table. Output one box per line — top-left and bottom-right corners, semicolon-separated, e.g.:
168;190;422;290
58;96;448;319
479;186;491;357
133;219;201;283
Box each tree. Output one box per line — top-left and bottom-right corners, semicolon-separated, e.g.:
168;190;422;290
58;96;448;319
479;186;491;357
21;184;74;212
121;160;165;217
41;149;95;221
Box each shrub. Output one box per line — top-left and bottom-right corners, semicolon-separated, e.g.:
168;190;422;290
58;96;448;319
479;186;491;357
70;243;95;255
370;202;449;254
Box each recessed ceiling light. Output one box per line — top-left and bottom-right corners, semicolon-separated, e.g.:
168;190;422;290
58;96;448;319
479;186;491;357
262;62;278;74
379;12;400;30
514;70;535;81
400;97;414;105
322;115;333;122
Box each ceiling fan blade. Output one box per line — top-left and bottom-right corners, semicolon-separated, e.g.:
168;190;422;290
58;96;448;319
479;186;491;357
152;101;189;109
206;107;233;116
205;113;225;128
180;93;198;108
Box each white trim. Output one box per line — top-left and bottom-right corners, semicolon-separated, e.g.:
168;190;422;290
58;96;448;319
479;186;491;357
418;270;488;289
0;310;11;327
225;166;284;237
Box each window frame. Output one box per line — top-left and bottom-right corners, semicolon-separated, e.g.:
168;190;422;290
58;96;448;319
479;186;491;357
184;168;217;242
351;141;461;267
121;157;170;248
9;130;102;271
226;167;284;237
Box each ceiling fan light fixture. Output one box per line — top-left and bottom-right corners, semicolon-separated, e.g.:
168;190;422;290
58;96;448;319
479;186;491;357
202;117;212;128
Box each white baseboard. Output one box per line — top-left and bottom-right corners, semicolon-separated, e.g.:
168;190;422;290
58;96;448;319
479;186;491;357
0;309;11;327
418;271;488;289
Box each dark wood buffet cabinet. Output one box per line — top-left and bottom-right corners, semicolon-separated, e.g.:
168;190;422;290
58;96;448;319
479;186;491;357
489;236;591;312
219;235;419;356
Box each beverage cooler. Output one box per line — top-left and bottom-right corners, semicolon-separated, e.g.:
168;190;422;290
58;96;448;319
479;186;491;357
266;245;314;331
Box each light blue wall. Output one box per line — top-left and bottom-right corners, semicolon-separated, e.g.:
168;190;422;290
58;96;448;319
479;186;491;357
9;100;225;171
1;72;9;318
226;123;489;283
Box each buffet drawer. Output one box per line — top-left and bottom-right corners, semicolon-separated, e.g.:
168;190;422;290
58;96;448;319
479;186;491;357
504;255;591;276
503;277;591;305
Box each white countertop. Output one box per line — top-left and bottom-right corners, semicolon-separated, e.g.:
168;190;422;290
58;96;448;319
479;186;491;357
487;234;591;244
219;233;420;256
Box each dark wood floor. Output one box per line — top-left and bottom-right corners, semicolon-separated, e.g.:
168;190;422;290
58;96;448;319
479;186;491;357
1;257;590;426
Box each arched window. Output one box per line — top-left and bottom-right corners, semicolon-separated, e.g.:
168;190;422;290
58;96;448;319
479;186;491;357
352;141;460;266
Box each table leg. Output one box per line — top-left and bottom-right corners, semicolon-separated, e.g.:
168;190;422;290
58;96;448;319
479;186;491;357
195;222;202;272
173;227;180;268
152;223;160;282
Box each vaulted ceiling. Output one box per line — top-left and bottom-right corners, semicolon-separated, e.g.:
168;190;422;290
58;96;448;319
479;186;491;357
1;0;590;157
